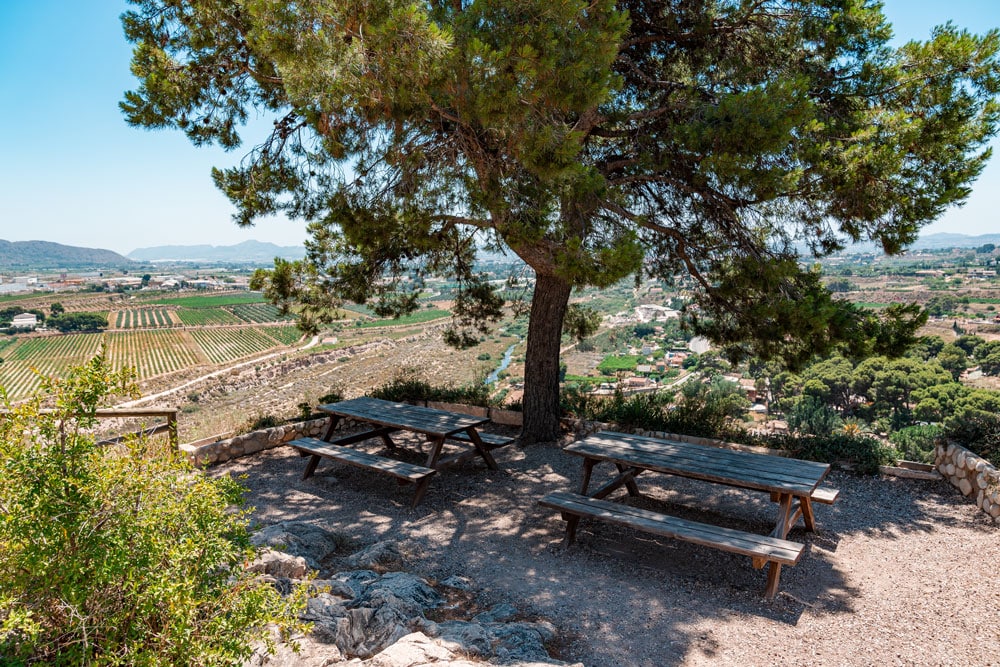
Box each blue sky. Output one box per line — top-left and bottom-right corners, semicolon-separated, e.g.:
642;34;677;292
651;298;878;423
0;1;997;256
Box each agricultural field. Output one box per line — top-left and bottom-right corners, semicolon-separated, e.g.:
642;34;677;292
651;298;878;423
355;309;451;328
175;308;243;326
115;308;174;328
104;330;206;378
189;328;286;364
0;333;105;399
262;325;305;345
230;303;295;323
145;292;265;308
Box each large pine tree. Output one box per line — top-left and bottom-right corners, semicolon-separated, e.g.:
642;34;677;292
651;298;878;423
122;0;1000;442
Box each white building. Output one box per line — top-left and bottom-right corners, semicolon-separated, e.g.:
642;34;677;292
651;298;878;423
11;313;38;330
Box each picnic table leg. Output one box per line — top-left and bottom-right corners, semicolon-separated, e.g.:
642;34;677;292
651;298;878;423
320;415;342;442
425;436;446;469
565;459;599;546
754;493;797;569
302;454;322;480
801;497;817;532
616;463;641;497
764;562;782;599
463;428;499;470
379;432;397;451
411;477;432;507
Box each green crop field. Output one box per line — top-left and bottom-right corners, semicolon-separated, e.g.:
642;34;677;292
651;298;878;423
175;308;243;326
0;333;105;399
190;328;283;364
147;293;266;308
230;303;295;323
355;309;450;328
115;308;174;329
597;354;642;374
261;325;304;345
104;330;206;378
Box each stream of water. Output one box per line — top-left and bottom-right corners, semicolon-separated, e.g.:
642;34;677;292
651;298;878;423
485;343;518;385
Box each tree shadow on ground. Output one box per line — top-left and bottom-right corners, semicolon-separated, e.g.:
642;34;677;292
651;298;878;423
219;431;993;667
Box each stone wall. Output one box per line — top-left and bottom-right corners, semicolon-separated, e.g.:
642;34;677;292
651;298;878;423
180;417;349;466
935;441;1000;523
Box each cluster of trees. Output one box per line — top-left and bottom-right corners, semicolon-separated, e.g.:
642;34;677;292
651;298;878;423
46;312;108;333
955;335;1000;376
763;335;1000;436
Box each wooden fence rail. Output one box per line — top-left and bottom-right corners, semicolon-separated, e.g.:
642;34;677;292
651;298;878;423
0;408;178;447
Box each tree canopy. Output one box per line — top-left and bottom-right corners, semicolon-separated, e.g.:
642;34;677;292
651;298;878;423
123;0;1000;441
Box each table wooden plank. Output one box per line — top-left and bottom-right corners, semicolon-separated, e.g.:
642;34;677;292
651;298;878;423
318;397;489;437
578;432;828;478
291;437;436;482
540;491;804;565
566;432;829;496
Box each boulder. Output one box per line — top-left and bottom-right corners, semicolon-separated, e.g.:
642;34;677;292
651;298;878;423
364;632;474;667
252;521;345;570
344;541;406;570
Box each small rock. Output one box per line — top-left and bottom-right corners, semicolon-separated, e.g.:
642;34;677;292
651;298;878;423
438;575;473;590
959;478;973;496
248;550;308;579
344;541;405;570
474;602;518;623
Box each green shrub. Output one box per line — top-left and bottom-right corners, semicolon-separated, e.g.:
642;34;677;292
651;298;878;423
889;424;943;464
369;368;495;407
944;408;1000;466
754;432;899;474
241;413;283;433
0;354;305;664
477;352;492;361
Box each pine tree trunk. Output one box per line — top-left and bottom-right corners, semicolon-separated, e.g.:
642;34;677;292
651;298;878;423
520;272;572;444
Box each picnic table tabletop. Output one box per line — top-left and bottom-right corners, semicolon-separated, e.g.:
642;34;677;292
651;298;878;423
317;396;490;438
565;430;830;497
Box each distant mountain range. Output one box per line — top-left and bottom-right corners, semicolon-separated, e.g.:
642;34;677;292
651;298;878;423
127;240;306;263
4;232;1000;272
0;240;133;270
905;233;1000;251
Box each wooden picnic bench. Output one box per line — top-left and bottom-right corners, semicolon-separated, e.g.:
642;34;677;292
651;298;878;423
289;397;512;507
540;431;838;598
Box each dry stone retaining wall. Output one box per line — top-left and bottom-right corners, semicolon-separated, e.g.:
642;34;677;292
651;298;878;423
935;442;1000;523
180;417;350;466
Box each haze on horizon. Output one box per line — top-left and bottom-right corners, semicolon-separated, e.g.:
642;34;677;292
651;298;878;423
0;0;997;256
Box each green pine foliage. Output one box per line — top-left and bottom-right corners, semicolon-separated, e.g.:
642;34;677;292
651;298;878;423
0;354;306;664
121;0;1000;441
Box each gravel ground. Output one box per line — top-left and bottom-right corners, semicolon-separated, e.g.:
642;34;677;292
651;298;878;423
221;431;1000;667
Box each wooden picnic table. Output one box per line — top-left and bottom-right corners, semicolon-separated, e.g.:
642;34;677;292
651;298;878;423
290;397;511;506
540;431;838;597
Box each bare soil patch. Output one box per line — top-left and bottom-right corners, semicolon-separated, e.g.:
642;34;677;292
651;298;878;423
220;433;1000;666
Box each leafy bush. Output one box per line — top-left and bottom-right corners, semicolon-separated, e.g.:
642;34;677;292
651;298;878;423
240;413;283;433
753;432;899;474
560;376;748;439
369;368;495;407
0;354;305;664
944;408;1000;466
889;424;943;464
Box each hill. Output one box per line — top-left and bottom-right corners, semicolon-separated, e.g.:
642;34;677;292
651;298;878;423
127;240;306;263
909;232;1000;250
0;240;134;270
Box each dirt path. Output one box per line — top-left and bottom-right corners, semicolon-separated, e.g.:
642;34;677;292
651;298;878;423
221;437;1000;666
